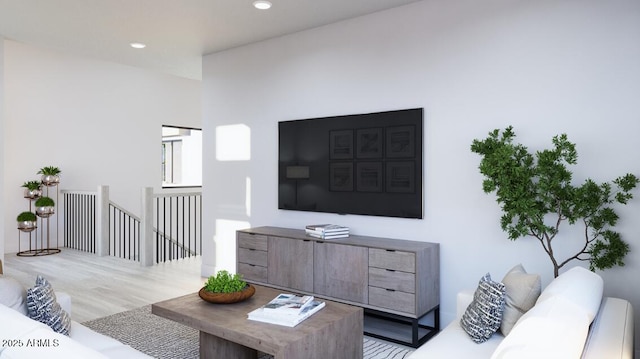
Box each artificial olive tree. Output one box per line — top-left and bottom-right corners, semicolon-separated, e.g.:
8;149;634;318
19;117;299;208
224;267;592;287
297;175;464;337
471;126;638;277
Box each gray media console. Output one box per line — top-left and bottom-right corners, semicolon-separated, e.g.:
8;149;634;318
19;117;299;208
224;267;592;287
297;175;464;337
236;226;440;347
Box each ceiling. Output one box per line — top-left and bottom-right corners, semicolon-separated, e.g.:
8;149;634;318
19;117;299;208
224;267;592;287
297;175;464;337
0;0;423;80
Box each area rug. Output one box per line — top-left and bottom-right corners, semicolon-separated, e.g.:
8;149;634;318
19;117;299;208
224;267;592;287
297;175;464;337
83;305;414;359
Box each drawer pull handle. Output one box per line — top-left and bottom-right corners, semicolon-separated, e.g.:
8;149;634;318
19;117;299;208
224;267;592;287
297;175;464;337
385;288;396;292
248;248;256;251
386;249;396;252
248;264;255;267
303;240;311;242
386;269;396;272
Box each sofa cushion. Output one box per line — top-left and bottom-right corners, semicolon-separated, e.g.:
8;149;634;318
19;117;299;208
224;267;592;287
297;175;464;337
581;297;634;359
536;266;603;322
0;276;28;315
460;273;506;343
490;295;590;359
26;275;71;336
0;327;109;359
407;317;504;359
0;303;52;356
499;264;541;336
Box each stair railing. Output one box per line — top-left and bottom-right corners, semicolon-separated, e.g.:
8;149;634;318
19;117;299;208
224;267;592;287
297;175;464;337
62;186;201;266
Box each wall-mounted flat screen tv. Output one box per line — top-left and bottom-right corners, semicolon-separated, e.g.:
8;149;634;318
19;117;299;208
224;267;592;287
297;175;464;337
278;108;423;219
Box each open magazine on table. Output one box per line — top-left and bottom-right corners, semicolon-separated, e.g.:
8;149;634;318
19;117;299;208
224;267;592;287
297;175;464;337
248;293;325;327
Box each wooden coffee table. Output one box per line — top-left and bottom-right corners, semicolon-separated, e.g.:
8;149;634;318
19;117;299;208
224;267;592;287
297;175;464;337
152;284;363;359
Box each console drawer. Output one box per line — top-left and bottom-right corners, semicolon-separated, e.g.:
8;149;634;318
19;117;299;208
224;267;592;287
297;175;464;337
369;248;415;273
369;286;415;314
238;263;267;283
237;233;268;251
369;267;415;293
237;247;267;266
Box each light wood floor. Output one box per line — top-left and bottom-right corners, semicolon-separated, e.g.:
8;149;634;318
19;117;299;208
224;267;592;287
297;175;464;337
3;248;205;322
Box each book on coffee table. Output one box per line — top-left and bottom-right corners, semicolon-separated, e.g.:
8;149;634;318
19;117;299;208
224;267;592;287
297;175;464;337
248;297;326;327
262;293;315;315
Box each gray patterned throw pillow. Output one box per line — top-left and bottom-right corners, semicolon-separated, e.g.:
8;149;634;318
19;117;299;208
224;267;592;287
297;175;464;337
26;275;72;335
460;273;506;343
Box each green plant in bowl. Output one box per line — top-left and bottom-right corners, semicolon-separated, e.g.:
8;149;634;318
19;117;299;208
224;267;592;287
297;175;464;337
204;270;247;293
35;197;55;207
17;211;37;222
37;166;62;176
21;181;42;191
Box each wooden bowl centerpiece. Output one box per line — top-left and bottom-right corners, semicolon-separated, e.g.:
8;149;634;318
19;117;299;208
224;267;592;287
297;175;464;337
199;270;255;304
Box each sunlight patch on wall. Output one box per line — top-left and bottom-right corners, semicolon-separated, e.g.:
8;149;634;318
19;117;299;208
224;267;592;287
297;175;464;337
216;124;251;161
246;177;252;217
215;219;250;272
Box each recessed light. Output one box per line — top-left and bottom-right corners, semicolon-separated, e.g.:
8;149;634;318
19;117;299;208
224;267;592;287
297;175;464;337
253;1;272;10
130;42;146;49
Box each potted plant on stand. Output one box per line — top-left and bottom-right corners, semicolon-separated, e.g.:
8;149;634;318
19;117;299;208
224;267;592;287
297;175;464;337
199;270;255;304
17;211;37;232
38;166;61;186
21;181;42;200
34;197;55;218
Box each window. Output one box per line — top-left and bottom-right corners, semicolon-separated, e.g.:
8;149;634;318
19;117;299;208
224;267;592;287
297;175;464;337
162;125;202;188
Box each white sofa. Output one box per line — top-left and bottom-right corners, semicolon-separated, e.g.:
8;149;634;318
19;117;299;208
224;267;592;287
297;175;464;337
408;266;634;359
0;276;151;358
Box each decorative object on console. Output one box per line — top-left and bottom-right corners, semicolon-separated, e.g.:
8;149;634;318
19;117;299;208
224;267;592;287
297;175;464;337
471;126;639;277
460;273;506;344
199;270;255;304
26;275;71;335
305;224;349;239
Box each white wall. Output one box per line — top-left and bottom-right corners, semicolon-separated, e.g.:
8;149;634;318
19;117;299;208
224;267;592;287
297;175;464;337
0;37;5;264
3;40;201;254
202;0;640;343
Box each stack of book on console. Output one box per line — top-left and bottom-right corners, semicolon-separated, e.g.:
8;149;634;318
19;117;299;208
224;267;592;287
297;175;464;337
247;293;325;327
305;224;349;239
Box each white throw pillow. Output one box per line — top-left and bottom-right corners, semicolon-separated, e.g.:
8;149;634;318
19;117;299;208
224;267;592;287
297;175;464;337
536;266;603;322
500;264;541;336
490;295;591;359
0;276;28;315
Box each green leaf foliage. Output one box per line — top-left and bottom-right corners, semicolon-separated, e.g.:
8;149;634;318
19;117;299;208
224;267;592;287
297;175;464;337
37;166;61;176
204;270;247;293
35;196;55;207
21;181;42;191
471;126;639;277
17;211;37;222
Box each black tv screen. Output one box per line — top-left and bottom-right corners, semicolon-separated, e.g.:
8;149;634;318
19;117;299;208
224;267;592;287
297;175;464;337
278;108;423;219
